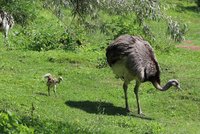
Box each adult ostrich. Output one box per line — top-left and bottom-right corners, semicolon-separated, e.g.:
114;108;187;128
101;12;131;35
0;10;14;46
106;34;180;115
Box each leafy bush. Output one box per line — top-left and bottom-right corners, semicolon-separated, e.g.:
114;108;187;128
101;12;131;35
0;0;37;26
59;29;83;51
28;31;60;51
195;0;200;7
100;16;142;39
133;0;161;26
0;110;93;133
26;25;86;51
167;18;187;42
0;111;34;133
43;0;187;44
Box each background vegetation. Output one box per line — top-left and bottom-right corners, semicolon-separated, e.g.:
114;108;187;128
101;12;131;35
0;0;200;133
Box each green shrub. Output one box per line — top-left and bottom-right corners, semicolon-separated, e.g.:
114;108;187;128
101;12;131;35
0;0;37;26
0;111;34;134
28;31;60;51
59;29;82;51
167;18;187;42
100;16;142;39
195;0;200;7
26;26;86;51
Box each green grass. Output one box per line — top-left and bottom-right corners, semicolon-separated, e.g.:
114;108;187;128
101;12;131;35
0;0;200;133
0;47;200;133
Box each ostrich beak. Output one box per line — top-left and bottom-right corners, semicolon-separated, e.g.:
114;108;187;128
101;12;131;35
177;85;181;90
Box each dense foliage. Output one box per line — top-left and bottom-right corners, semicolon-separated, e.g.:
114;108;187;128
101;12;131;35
196;0;200;7
0;0;37;25
0;111;33;133
42;0;187;42
1;0;190;51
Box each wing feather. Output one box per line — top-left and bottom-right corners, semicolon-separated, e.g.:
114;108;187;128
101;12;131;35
106;34;160;83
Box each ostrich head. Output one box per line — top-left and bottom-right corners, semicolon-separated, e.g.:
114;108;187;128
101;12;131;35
153;79;181;91
58;77;63;83
168;79;181;89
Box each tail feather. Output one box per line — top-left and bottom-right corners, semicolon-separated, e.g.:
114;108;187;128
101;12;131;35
58;77;63;83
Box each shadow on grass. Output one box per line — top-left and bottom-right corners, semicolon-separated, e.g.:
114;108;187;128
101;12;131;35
176;5;200;12
65;100;154;120
183;6;200;12
65;100;126;115
35;92;48;96
130;113;154;120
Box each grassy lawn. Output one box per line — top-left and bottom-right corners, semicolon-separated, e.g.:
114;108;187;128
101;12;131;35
0;46;199;133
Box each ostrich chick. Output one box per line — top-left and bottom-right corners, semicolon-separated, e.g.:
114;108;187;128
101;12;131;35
106;34;180;115
44;73;63;96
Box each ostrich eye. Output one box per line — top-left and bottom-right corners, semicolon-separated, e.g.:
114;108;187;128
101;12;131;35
173;81;181;89
172;81;178;86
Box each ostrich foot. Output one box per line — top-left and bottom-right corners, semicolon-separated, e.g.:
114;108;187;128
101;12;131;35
126;108;131;113
138;111;145;116
136;108;144;115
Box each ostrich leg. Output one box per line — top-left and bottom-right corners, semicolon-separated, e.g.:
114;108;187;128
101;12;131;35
134;81;142;114
3;31;9;47
4;35;8;47
48;87;51;96
123;83;130;112
53;85;57;97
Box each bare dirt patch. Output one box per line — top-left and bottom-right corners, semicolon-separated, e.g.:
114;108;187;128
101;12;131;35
177;45;200;51
183;40;193;44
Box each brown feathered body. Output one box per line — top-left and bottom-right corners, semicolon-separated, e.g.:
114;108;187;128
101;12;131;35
106;34;180;114
46;75;62;87
106;34;160;85
44;73;63;96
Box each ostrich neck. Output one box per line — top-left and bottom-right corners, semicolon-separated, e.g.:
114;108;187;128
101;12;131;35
56;79;60;84
153;81;172;91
